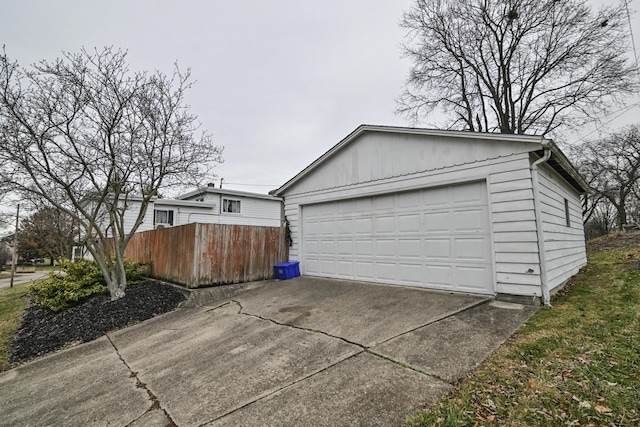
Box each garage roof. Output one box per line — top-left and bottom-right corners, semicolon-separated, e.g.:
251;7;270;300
274;125;590;195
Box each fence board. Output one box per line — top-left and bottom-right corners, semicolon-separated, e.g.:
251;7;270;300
124;223;288;288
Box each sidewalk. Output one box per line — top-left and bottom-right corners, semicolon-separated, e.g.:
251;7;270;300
0;271;49;289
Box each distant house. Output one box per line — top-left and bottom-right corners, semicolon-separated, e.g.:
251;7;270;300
274;125;590;305
72;186;283;260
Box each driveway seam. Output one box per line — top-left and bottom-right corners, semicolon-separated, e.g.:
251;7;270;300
105;334;177;427
204;352;364;426
374;297;491;347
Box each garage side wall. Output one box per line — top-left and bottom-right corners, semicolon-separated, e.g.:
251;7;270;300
537;164;587;290
283;152;544;297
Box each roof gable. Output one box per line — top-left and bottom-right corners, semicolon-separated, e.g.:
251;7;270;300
275;125;589;195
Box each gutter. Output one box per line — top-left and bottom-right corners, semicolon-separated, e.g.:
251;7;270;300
530;143;552;306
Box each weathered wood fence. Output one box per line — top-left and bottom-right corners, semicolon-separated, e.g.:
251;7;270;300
124;223;288;288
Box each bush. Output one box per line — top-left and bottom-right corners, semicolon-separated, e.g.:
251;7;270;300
29;258;148;312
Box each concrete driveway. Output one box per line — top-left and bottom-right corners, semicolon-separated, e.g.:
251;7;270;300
0;276;537;426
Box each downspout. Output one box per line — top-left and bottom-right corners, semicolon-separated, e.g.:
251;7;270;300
531;145;552;306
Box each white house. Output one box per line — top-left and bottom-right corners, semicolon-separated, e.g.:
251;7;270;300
129;186;283;232
274;125;590;305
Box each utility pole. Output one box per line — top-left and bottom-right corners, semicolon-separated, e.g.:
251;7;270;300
9;204;19;288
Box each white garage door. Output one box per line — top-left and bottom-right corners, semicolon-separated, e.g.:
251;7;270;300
301;181;494;294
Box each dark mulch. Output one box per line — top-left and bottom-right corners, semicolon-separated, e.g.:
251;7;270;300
9;280;186;365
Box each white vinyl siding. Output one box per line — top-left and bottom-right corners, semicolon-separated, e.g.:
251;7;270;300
537;165;587;290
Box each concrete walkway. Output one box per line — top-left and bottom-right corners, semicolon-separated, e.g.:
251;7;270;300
0;277;537;426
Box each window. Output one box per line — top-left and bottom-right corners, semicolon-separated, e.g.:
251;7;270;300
564;199;571;227
223;198;241;213
154;209;174;225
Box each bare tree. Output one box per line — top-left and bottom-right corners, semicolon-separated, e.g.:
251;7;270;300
18;206;76;264
398;0;639;135
577;125;640;229
0;47;223;299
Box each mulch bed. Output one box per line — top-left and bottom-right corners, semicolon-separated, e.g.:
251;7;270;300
9;280;186;365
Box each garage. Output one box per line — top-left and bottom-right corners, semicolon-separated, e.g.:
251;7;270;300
301;181;493;294
275;125;590;303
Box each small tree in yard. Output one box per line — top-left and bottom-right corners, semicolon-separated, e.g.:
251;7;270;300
0;47;223;300
398;0;639;135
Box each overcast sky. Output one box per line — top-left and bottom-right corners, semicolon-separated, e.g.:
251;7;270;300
1;0;639;201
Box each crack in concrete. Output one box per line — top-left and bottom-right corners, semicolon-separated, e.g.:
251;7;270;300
106;334;177;427
230;299;366;350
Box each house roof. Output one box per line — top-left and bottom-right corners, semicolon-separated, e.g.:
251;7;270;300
153;199;217;209
274;124;590;195
176;186;283;202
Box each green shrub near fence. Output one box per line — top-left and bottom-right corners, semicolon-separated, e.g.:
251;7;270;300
29;258;147;312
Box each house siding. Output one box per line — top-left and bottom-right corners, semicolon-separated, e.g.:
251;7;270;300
537;164;587;291
119;194;282;234
181;193;282;227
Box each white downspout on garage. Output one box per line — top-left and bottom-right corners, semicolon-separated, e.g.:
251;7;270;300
531;145;552;306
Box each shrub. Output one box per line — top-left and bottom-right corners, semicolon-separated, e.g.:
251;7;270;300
29;258;148;312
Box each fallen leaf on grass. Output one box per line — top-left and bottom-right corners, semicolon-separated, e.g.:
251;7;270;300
594;404;612;414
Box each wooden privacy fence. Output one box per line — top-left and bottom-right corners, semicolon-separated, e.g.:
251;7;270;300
124;223;288;288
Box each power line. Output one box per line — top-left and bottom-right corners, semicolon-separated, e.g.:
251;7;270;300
569;102;640;145
623;0;639;76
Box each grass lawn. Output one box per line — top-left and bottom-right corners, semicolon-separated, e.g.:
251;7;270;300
0;283;31;370
407;240;640;426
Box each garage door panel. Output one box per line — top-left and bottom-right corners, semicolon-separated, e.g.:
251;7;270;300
375;215;396;233
375;194;395;210
320;240;335;254
375;239;396;256
398;263;422;284
355;261;374;279
455;266;493;292
424;265;453;287
337;240;353;255
354;217;373;233
455;238;491;261
306;258;320;275
375;262;397;281
423;187;449;207
424;212;450;232
424;239;451;259
452;181;486;204
397;214;421;232
398;239;421;258
305;240;320;255
453;209;488;232
302;181;494;294
320;259;336;275
336;260;354;276
355;239;374;256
